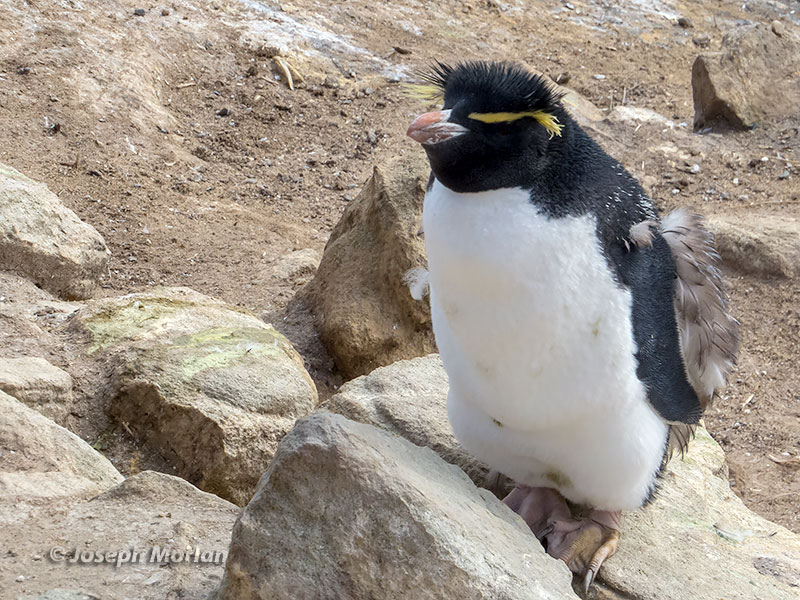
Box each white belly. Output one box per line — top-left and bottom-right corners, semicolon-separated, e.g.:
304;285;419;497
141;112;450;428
423;180;668;510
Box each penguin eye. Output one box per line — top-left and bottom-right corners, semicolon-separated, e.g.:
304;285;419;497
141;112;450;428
468;111;563;139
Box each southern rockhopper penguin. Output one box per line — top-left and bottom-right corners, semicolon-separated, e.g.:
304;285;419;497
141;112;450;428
405;61;740;590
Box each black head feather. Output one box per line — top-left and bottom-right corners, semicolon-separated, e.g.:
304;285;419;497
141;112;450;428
421;60;564;115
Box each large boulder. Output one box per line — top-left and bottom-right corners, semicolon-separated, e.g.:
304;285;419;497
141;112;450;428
300;153;435;379
692;22;800;130
326;354;493;487
0;391;122;502
0;163;110;299
2;471;239;599
212;412;576;600
326;357;800;599
0;357;73;422
597;426;800;600
708;214;800;278
69;287;318;505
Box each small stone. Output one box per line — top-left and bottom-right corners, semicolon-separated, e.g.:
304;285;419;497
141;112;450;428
16;66;30;75
690;164;701;174
733;177;740;185
565;2;575;9
593;73;606;80
15;575;24;582
161;8;170;16
692;33;711;47
552;71;570;85
778;170;790;180
246;65;258;77
771;20;785;37
677;16;693;28
366;130;378;145
216;107;231;116
133;8;146;16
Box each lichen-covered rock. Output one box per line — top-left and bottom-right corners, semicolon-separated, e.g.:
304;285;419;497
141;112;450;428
0;391;122;502
3;471;239;599
327;354;494;487
0;163;110;299
692;23;800;130
212;412;576;600
0;357;73;421
708;214;800;278
300;153;435;379
70;287;318;505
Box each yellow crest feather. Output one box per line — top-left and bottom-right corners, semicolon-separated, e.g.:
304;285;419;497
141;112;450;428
468;110;564;139
402;83;444;103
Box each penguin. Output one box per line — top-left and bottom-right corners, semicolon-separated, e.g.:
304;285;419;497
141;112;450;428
405;61;739;590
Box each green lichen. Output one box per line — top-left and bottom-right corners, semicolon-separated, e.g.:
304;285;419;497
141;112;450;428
174;327;288;380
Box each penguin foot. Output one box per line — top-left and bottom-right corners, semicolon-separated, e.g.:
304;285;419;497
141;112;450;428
544;509;621;592
502;485;571;541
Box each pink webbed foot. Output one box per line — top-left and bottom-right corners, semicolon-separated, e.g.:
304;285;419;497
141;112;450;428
502;485;620;591
544;509;621;591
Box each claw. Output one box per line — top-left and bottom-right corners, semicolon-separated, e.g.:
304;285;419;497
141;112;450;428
583;568;596;593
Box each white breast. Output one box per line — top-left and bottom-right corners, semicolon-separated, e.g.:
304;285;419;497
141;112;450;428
423;179;668;510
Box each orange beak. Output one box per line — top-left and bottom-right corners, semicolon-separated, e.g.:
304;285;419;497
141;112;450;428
407;109;468;145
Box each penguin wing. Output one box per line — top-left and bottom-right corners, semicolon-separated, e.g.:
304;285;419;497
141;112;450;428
606;226;703;425
660;209;740;406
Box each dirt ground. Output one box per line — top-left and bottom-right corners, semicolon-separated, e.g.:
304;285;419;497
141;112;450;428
0;0;798;532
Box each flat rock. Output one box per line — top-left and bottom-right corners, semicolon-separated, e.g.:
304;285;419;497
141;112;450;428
708;214;800;278
0;163;110;299
0;356;73;421
327;354;494;488
300;153;435;378
0;391;122;503
69;287;318;505
212;412;576;600
606;106;675;128
692;23;800;130
2;471;239;599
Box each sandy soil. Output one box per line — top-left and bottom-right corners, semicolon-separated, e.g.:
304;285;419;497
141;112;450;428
0;0;798;531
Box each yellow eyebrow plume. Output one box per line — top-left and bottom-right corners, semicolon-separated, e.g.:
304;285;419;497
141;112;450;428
402;83;445;103
468;111;564;139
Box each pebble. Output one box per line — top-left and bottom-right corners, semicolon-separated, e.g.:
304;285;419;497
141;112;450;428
778;170;790;180
771;20;785;37
690;164;701;174
367;130;378;145
565;2;575;9
692;33;711;47
593;74;606;80
216;107;231;116
16;576;24;582
134;8;146;16
677;17;693;28
161;8;171;16
16;66;30;75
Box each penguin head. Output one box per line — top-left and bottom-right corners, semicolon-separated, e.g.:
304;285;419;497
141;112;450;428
407;61;567;193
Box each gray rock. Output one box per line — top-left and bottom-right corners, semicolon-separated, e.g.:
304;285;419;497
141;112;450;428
0;391;122;502
212;412;576;600
0;356;73;421
70;287;318;505
692;23;800;130
269;248;321;285
606;106;675;128
708;215;800;278
0;163;110;299
3;471;239;599
327;354;494;488
326;357;800;599
300;153;435;378
597;427;800;599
